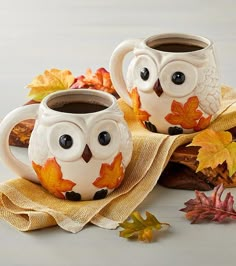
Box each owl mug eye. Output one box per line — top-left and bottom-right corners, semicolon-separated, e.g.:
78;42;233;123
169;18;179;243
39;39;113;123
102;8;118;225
171;71;185;85
59;134;73;149
131;55;158;92
140;67;150;81
90;120;120;160
160;60;198;97
98;131;111;146
47;122;84;161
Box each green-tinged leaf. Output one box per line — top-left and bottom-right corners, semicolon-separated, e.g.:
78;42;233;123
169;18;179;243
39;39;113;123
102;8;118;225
119;211;169;243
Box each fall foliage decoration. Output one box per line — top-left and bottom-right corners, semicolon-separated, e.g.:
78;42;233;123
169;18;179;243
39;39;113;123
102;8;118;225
189;129;236;177
93;152;124;189
27;69;75;102
27;67;115;102
119;211;170;242
32;158;76;199
160;141;236;191
129;87;151;123
194;115;212;132
180;184;236;223
71;68;115;94
165;96;211;130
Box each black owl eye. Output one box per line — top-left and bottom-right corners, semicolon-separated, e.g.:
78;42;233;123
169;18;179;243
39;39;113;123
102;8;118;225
59;134;73;149
140;67;149;81
172;71;185;85
98;131;111;146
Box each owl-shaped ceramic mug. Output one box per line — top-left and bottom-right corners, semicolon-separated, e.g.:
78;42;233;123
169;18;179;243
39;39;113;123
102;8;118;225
0;89;133;200
110;33;221;134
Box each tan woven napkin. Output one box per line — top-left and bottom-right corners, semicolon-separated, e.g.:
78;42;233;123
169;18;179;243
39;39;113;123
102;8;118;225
0;86;236;233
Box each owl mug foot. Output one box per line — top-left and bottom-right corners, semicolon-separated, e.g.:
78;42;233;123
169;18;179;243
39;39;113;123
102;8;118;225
168;126;183;135
65;189;108;201
93;189;108;200
144;121;158;133
65;191;82;201
144;121;183;136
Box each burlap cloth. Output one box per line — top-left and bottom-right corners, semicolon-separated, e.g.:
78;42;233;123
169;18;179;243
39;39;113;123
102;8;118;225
0;86;236;233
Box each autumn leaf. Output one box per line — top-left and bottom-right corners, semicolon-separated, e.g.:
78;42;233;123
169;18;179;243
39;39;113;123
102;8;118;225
93;152;124;189
32;158;76;199
180;184;236;223
129;87;150;122
71;68;115;94
194;115;212;131
188;129;236;176
165;96;203;129
119;211;170;242
27;69;75;102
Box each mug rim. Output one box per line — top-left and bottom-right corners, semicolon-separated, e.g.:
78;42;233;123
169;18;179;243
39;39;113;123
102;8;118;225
41;88;117;116
143;33;213;54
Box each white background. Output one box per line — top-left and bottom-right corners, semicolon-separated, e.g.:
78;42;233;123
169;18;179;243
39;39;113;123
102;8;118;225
0;0;236;265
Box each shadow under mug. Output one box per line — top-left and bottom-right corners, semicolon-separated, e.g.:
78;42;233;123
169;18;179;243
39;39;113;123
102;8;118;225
110;33;221;134
0;89;133;200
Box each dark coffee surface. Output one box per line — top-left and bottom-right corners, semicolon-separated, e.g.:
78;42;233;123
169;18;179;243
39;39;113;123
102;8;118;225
152;43;203;52
53;102;107;113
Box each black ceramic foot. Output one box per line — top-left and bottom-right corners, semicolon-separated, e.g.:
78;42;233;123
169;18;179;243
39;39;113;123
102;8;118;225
168;126;183;135
144;121;158;133
93;189;108;200
65;191;82;201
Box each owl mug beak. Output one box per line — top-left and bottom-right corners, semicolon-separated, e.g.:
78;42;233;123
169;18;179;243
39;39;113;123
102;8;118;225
82;144;92;163
153;79;163;97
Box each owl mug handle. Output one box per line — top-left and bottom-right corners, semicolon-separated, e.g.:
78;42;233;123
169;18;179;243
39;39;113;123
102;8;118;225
0;104;39;183
109;39;141;106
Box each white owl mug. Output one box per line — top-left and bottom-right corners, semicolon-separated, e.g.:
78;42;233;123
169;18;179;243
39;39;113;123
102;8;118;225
110;33;221;134
0;89;133;201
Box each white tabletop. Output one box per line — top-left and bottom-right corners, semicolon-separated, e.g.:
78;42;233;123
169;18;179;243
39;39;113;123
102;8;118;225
0;1;236;265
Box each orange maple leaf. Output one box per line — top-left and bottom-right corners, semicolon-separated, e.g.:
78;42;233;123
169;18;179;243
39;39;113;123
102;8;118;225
71;68;115;94
194;115;212;131
165;96;203;129
93;152;124;189
32;158;76;199
27;69;75;102
188;129;236;176
129;87;150;122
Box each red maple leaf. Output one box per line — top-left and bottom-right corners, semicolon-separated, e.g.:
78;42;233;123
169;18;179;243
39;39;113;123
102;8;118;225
180;184;236;223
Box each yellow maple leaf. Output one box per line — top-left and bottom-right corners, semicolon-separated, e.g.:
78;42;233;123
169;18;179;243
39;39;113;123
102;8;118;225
119;211;170;242
93;152;124;189
27;68;75;102
32;158;76;199
188;129;236;176
129;87;150;122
